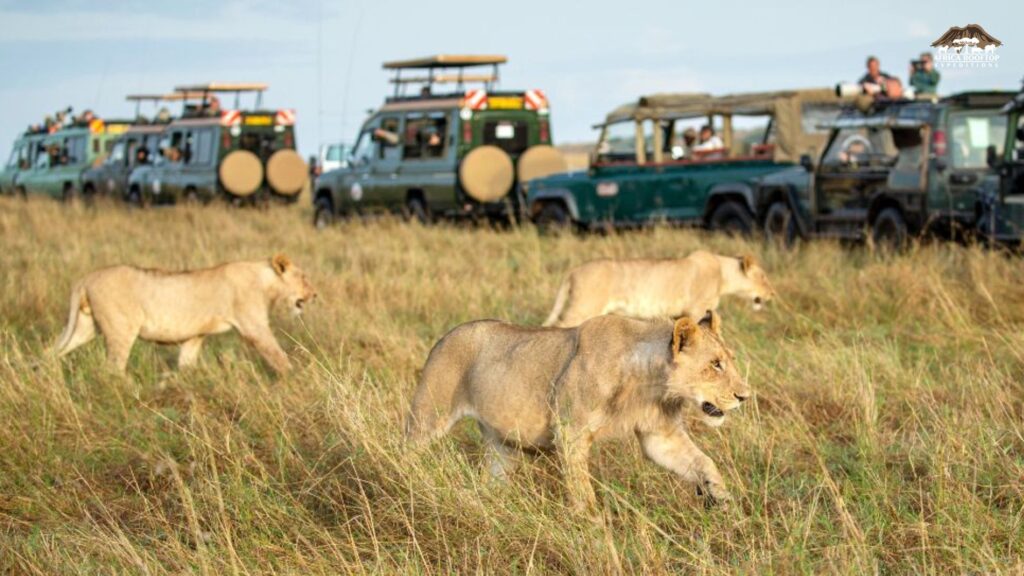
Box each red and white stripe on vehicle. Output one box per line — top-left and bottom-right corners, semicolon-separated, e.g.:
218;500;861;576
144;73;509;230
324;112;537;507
462;89;488;111
275;109;296;126
524;89;549;113
220;110;242;126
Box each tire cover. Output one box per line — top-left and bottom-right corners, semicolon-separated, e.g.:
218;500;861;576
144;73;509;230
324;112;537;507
266;149;307;196
219;150;263;197
517;145;568;183
459;145;514;203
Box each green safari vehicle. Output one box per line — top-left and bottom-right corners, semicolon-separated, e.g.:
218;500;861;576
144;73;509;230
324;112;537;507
81;93;188;200
525;88;850;232
312;55;565;227
128;83;307;205
756;91;1015;247
1;131;47;196
975;85;1024;244
11;117;130;200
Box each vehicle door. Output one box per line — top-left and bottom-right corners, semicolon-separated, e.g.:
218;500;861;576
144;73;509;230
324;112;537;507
19;140;53;196
588;120;652;223
183;128;218;198
101;139;130;195
155;129;187;200
1002;109;1024;201
1;139;27;192
813;126;895;221
400;111;456;209
944;109;1009;213
370;115;404;206
340;124;378;212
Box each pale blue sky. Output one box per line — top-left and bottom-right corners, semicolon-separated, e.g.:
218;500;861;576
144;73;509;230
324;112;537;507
0;0;1021;159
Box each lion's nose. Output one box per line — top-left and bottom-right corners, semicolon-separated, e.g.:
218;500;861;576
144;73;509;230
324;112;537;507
734;393;749;403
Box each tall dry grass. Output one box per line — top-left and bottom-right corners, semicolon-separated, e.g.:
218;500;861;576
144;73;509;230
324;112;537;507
0;197;1022;574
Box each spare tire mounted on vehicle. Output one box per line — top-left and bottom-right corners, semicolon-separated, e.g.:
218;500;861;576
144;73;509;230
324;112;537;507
266;149;307;196
219;150;264;197
459;145;515;203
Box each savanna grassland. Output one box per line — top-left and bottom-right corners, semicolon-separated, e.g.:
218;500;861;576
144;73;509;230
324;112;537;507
1;197;1023;574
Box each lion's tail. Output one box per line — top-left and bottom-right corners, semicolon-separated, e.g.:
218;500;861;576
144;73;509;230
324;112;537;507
53;283;93;357
542;276;572;327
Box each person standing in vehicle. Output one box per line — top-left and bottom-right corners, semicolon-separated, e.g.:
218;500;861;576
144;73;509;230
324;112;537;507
694;125;724;152
859;56;892;95
909;53;940;95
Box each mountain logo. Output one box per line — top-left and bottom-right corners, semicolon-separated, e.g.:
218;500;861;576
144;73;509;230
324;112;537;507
931;24;1001;69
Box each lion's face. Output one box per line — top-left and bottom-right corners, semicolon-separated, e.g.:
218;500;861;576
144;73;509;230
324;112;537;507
736;256;775;311
664;312;750;427
271;254;317;316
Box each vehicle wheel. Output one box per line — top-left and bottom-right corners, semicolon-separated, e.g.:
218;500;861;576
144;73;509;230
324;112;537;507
127;187;145;208
15;185;27;200
183;187;200;205
313;197;334;229
763;201;797;248
871;207;908;251
405;196;430;224
534;202;571;234
708;201;754;236
82;184;98;206
61;184;79;204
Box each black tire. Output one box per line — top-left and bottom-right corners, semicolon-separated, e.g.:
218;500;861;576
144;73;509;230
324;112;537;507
126;187;145;208
15;185;27;200
708;200;754;236
763;201;797;248
534;202;571;234
61;184;79;204
313;197;334;230
405;196;429;224
183;187;200;205
871;207;908;251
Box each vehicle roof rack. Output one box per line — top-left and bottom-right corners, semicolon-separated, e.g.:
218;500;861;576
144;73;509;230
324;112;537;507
172;82;269;114
382;55;506;100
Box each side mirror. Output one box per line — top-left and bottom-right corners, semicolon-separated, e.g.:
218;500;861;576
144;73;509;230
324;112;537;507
986;144;1000;168
935;158;947;173
799;154;814;171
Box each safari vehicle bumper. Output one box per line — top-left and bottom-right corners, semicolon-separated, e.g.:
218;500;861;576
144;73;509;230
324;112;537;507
976;192;1024;245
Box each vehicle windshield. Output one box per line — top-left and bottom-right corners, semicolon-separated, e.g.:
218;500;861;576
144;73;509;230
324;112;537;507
5;145;20;168
948;110;1007;169
325;145;345;162
350;131;374;165
821;127;897;168
595;121;637;163
108;141;126;164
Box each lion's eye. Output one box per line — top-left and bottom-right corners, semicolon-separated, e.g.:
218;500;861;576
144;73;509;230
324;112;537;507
711;359;723;372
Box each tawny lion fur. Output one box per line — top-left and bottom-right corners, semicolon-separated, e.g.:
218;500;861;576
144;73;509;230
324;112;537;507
406;312;751;509
54;254;316;373
543;250;775;327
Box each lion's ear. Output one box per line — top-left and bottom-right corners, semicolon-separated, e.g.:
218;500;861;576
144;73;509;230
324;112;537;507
671;316;702;355
738;254;756;275
698;310;721;335
271;253;292;276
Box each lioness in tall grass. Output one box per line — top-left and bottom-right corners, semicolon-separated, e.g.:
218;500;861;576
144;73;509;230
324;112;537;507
406;311;750;509
543;250;775;327
54;254;316;373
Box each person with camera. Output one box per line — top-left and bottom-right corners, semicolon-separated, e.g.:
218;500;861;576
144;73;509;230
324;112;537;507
909;52;940;95
859;56;893;96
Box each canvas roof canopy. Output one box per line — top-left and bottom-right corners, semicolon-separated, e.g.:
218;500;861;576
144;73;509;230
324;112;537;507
173;83;268;93
382;55;507;69
599;88;854;163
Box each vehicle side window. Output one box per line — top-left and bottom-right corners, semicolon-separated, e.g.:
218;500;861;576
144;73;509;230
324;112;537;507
182;131;195;164
351;130;375;165
948;112;1007;169
165;132;184;163
378;117;401;160
35;146;51;169
109;141;126;165
194;129;214;165
64;136;86;164
403;112;448;160
596;121;637;163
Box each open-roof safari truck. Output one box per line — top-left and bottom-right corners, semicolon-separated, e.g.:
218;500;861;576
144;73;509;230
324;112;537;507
975;84;1024;246
755;91;1015;248
81;92;195;201
312;55;565;228
525;89;850;233
128;83;307;205
2;113;131;201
